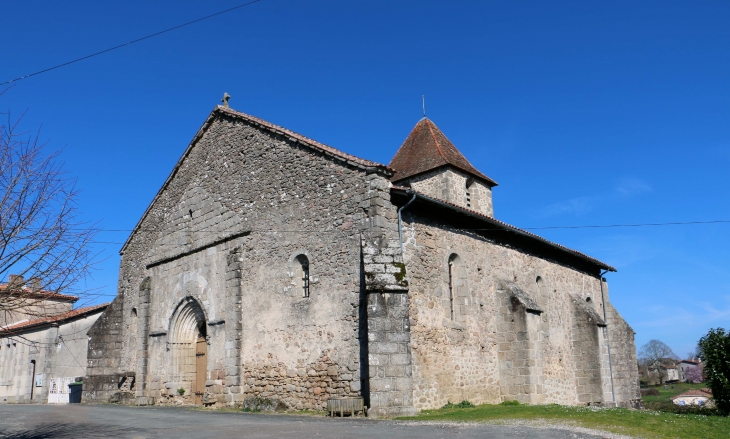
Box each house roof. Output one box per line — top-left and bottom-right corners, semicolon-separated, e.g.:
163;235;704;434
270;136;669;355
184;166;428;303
671;389;713;400
388;118;498;186
120;105;394;255
391;187;616;273
0;283;78;303
0;303;108;335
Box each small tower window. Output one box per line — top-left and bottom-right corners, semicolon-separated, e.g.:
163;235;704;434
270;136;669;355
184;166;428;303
295;255;310;298
465;179;474;208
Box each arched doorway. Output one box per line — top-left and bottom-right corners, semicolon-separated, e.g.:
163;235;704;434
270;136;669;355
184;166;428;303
169;297;207;404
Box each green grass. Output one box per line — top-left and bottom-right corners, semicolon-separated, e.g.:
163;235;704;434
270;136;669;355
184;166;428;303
396;403;730;439
641;383;706;404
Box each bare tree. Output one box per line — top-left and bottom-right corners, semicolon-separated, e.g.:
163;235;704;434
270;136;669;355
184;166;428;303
638;339;678;385
1;96;98;325
685;345;701;361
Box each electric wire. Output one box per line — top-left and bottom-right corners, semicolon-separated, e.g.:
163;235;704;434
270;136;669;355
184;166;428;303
72;219;730;246
0;0;263;86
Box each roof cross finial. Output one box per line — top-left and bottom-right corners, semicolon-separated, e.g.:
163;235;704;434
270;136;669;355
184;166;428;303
422;95;426;118
222;92;231;108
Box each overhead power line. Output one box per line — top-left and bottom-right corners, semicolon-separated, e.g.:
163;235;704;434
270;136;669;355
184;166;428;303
504;219;730;231
17;218;730;237
0;0;263;86
71;219;730;246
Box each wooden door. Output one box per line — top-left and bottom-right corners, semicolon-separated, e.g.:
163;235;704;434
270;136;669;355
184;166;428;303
195;336;207;405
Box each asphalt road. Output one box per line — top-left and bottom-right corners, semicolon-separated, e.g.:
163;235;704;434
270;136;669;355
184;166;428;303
0;404;622;439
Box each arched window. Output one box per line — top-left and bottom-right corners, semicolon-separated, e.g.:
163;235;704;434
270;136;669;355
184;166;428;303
294;255;310;298
448;254;461;320
535;276;545;307
535;276;549;323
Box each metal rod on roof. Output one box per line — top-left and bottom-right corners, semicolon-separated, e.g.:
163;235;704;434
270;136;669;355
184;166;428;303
422;95;426;118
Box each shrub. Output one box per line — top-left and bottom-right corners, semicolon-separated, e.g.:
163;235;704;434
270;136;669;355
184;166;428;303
243;396;287;412
644;399;723;416
500;400;520;406
699;328;730;416
640;388;660;397
177;388;185;396
442;400;475;409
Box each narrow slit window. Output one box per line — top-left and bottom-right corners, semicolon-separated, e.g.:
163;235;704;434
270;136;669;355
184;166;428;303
465;179;474;208
295;255;310;298
448;254;460;320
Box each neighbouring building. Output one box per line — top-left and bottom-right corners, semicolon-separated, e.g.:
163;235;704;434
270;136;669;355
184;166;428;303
83;102;641;416
665;366;680;383
643;358;681;385
0;279;107;404
676;359;702;382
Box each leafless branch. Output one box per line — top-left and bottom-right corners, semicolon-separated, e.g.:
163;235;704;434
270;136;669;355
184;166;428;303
1;92;100;324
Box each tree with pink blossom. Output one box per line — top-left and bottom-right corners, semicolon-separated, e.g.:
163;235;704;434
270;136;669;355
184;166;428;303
685;365;703;383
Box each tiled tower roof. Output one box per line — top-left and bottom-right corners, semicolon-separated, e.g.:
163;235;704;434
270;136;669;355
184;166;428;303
388;118;497;186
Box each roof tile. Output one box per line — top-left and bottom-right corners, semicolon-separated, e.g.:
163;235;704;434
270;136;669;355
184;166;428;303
0;284;79;302
0;303;108;335
392;187;616;272
388;118;497;185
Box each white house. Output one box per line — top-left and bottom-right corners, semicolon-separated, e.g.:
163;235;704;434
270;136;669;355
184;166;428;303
0;281;107;404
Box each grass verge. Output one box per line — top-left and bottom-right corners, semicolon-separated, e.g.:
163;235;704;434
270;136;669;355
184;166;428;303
641;382;705;404
396;403;730;439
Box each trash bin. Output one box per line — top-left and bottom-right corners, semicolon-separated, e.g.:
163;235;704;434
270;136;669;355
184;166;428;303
68;382;83;404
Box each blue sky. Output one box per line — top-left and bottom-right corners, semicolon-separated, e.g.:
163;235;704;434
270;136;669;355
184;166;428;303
1;1;728;358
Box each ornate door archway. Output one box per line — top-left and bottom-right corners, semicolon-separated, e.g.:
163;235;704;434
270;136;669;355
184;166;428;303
169;297;207;404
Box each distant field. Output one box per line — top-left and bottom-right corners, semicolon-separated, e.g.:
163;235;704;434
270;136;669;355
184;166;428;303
397;402;729;439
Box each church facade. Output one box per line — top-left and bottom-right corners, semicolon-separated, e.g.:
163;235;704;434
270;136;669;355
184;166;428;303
83;104;640;416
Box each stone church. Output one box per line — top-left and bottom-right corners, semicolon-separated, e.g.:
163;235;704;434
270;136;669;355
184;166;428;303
84;100;641;416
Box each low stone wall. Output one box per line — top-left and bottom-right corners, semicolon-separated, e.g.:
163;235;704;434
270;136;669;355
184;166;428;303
242;352;360;410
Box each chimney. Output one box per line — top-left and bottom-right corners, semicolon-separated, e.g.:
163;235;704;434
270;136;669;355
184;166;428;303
8;274;24;287
30;278;42;292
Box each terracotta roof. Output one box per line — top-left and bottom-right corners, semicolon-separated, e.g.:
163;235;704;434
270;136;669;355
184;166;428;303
391;187;616;272
0;284;78;303
671;389;713;400
120;105;393;255
388;118;497;186
0;303;108;335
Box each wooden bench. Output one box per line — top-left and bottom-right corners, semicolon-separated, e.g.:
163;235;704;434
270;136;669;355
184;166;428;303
326;397;367;417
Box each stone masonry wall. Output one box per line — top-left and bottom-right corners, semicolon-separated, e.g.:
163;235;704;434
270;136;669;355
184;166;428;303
494;281;545;404
401;212;638;409
84;296;127;403
85;109;404;412
404;168;494;217
569;296;605;405
605;302;642;408
360;175;417;417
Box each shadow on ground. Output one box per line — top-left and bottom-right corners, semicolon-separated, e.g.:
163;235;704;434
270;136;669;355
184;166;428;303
0;422;138;439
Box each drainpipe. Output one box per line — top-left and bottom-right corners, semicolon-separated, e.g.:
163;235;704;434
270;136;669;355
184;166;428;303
398;191;417;252
599;269;616;405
